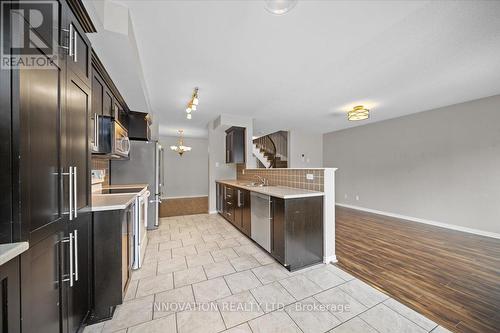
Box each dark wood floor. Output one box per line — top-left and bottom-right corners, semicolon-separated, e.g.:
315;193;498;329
335;206;500;333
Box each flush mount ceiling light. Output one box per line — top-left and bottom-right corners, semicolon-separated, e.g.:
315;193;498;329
185;87;199;120
347;105;370;121
170;130;192;156
264;0;298;15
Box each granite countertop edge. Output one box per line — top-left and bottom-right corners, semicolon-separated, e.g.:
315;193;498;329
0;242;29;266
216;179;324;199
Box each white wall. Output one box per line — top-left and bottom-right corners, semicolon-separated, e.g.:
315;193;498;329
289;130;323;168
208;114;255;212
159;136;208;198
323;95;500;235
208;121;235;213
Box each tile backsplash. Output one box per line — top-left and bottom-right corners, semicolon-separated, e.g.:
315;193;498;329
91;158;110;185
236;164;324;191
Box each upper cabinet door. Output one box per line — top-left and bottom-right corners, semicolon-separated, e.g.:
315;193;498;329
103;90;113;117
90;70;103;152
64;8;91;87
17;0;66;242
66;70;90;212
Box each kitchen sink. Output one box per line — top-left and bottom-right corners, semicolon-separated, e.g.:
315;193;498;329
245;183;270;187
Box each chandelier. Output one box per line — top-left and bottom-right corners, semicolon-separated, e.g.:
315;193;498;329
348;105;370;121
170;130;192;156
185;87;199;120
264;0;298;15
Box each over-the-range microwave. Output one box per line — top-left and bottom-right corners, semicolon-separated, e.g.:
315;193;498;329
91;115;130;159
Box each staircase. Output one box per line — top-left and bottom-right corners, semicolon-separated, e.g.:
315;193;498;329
253;134;288;168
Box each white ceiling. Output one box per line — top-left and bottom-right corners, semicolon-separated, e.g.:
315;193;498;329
103;0;500;138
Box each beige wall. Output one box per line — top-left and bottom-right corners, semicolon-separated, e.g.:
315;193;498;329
289;129;323;168
323;95;500;235
159;136;208;198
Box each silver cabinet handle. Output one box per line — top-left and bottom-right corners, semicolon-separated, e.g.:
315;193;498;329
62;233;74;287
73;166;77;217
69;167;73;220
69;232;74;287
69;24;74;57
94;113;98;150
96;115;99;149
62;167;73;219
73;27;77;62
74;230;79;281
237;190;241;207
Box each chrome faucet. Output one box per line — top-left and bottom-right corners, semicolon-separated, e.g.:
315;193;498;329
254;175;268;186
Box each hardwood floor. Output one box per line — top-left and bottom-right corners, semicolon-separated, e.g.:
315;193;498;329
335;206;500;333
160;196;208;217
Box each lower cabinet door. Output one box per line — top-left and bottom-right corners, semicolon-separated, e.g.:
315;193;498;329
270;197;286;264
68;213;91;333
0;257;21;332
21;230;65;333
241;190;251;237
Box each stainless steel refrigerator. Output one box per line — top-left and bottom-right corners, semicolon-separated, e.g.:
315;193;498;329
110;140;164;229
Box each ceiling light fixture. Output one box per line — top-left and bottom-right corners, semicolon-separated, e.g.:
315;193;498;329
185;87;199;120
347;105;370;121
264;0;298;15
170;130;192;156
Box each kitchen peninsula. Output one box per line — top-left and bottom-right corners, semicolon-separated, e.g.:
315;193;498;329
215;167;337;271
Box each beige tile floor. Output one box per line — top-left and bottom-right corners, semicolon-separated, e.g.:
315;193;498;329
84;213;453;333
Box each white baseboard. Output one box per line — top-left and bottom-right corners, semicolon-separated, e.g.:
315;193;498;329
323;255;338;264
336;203;500;240
209;210;218;215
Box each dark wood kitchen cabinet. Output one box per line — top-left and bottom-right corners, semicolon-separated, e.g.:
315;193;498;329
114;101;129;130
67;213;92;333
3;0;135;330
128;111;152;141
13;0;93;332
21;230;66;333
65;8;92;87
223;185;235;223
234;188;251;237
218;183;251;237
225;127;245;164
90;205;134;323
270;196;323;271
66;69;91;212
90;51;130;156
0;256;21;333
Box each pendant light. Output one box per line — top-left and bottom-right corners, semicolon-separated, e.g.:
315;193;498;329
185;87;199;120
170;130;192;156
264;0;298;15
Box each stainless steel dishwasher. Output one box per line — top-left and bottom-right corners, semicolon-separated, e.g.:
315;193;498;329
250;192;271;252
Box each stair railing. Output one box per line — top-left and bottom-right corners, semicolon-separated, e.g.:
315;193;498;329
253;135;277;168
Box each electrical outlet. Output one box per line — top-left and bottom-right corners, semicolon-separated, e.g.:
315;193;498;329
215;162;220;168
344;194;348;199
306;174;314;180
242;169;245;175
356;195;360;201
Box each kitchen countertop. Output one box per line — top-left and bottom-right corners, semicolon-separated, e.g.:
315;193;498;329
91;184;149;212
0;242;29;266
101;183;149;195
216;180;324;199
91;193;138;212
